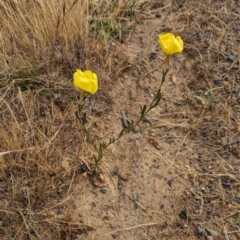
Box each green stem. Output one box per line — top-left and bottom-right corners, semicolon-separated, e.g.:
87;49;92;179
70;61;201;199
79;90;85;104
91;68;169;167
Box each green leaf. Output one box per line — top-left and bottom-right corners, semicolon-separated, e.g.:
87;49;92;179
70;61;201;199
109;137;115;144
75;111;80;121
78;103;84;113
83;127;90;141
93;155;98;165
150;93;161;109
82;112;87;125
118;129;124;138
161;68;169;84
140;105;147;118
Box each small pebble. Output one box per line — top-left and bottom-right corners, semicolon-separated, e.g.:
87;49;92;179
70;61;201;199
110;171;116;176
196;226;205;236
100;188;107;194
213;79;224;85
167;179;173;187
118;196;123;202
112;233;118;239
128;217;138;226
227;55;236;61
83;98;91;106
149;52;157;60
207;236;214;240
178;222;184;228
207;228;219;237
40;108;46;117
143;183;148;190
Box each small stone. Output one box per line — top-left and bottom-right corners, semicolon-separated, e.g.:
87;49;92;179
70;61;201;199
178;222;184;228
143;183;148;190
104;211;114;220
196;226;205;236
207;236;214;240
207;228;219;237
149;52;157;60
213;79;223;85
112;233;118;239
83;98;91;106
49;192;57;198
118;196;123;202
56;208;63;215
100;188;107;193
167;179;173;187
128;217;138;226
0;220;3;227
227;55;236;61
110;171;116;176
195;195;201;200
40;108;46;117
133;126;140;132
148;137;160;150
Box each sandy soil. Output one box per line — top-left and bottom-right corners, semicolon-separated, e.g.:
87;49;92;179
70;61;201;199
0;0;239;240
69;1;240;239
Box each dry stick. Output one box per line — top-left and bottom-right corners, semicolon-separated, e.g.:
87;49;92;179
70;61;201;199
37;194;72;214
167;132;190;169
108;222;161;234
2;98;20;129
218;178;226;204
199;192;204;216
0;209;15;214
0;81;14;101
218;28;226;49
14;222;25;240
137;68;157;84
101;163;116;189
197;173;237;181
27;223;43;240
19;211;33;240
18;87;32;131
67;168;76;195
126;191;172;220
125;193;152;215
37;122;63;153
42;219;94;230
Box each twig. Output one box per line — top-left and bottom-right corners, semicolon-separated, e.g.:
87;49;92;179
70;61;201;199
109;222;161;234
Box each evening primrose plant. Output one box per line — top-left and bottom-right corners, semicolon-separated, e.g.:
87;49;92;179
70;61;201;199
73;69;98;103
158;33;184;69
74;32;184;168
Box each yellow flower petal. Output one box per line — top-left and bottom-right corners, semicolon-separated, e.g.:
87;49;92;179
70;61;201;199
158;33;184;55
73;69;98;94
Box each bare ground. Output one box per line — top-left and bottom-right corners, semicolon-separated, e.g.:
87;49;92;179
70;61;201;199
0;0;239;240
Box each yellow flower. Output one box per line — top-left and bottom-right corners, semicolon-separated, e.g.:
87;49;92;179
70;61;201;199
73;69;98;94
158;33;183;55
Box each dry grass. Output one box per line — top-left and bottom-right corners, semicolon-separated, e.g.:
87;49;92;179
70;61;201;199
0;0;240;239
0;0;155;239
